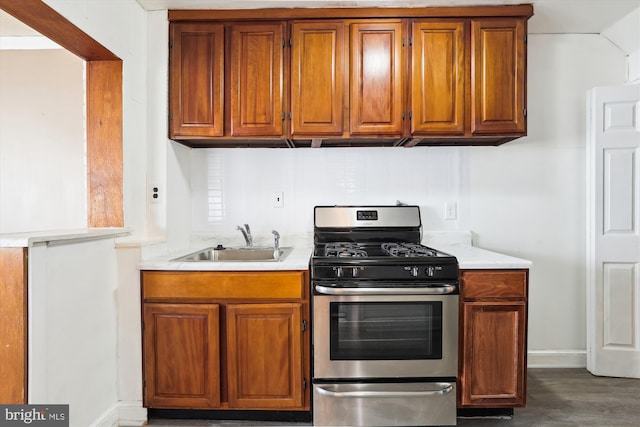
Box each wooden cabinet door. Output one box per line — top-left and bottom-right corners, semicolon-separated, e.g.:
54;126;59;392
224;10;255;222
460;302;527;407
471;18;526;134
226;303;304;409
143;303;221;408
230;22;285;137
291;21;346;137
350;21;405;137
411;20;466;135
169;23;224;138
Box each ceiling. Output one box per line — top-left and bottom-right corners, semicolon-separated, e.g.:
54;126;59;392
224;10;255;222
134;0;640;34
1;0;638;40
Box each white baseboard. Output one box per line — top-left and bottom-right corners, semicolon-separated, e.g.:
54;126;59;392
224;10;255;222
91;404;119;427
527;350;587;368
90;402;147;427
116;402;147;427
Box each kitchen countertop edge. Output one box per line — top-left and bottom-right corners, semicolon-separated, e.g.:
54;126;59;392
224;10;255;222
139;246;313;271
0;228;131;248
438;244;532;270
139;244;530;271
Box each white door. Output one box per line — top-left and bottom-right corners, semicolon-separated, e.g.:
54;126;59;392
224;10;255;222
586;85;640;378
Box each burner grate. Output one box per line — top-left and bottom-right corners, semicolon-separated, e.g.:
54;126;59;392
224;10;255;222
324;243;368;258
381;242;438;257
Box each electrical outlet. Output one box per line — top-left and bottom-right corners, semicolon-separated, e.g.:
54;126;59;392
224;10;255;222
274;191;284;208
151;184;161;204
445;201;457;220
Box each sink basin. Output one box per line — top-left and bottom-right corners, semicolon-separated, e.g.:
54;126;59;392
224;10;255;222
171;246;293;262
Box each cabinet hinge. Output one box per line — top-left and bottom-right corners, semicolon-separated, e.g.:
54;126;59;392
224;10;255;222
524;34;528;44
524;108;527;118
282;38;286;48
169;39;173;49
302;320;307;332
303;378;307;390
141;320;145;332
289;38;293;47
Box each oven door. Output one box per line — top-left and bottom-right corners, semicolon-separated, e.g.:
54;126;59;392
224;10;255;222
313;285;458;379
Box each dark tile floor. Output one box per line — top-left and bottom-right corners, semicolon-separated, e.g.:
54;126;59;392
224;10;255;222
457;368;640;426
148;368;640;426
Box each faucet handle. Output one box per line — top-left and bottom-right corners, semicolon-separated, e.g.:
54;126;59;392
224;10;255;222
272;230;280;260
236;224;253;247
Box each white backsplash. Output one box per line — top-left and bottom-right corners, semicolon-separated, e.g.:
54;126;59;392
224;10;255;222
190;146;470;247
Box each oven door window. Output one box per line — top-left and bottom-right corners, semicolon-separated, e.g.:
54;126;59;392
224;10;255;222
329;301;443;360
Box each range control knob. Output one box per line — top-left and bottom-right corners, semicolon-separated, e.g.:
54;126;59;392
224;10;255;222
426;266;435;277
333;266;344;278
404;266;419;277
352;267;360;278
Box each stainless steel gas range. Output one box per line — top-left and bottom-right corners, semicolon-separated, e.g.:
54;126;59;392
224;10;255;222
310;206;459;426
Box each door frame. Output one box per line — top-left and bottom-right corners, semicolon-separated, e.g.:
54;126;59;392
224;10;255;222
0;0;124;228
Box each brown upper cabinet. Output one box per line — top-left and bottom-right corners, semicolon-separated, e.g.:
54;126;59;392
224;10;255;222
411;20;466;135
169;22;224;138
168;6;533;147
471;18;527;135
290;21;346;137
350;20;405;137
230;22;286;137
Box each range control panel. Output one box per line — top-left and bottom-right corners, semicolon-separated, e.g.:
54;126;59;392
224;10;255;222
357;210;379;221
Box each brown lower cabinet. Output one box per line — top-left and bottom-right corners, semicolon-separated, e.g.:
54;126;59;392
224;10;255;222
142;270;310;411
143;303;221;409
458;269;529;408
142;268;527;411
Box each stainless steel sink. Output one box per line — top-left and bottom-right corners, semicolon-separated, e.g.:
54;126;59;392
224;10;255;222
171;246;293;262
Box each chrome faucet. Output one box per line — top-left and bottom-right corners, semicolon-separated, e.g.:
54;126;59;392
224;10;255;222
272;230;280;260
236;224;253;247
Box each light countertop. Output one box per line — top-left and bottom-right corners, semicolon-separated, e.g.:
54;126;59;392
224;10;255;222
0;228;130;247
139;243;531;271
436;244;531;270
1;229;530;270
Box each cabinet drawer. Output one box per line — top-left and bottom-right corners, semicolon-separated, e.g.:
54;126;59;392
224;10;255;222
143;271;306;300
461;270;527;300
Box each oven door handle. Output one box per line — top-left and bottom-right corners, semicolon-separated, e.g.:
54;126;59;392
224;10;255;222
315;383;454;398
314;284;457;295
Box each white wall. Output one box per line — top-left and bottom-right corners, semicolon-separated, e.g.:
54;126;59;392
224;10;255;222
188;146;469;246
29;238;119;427
0;49;85;233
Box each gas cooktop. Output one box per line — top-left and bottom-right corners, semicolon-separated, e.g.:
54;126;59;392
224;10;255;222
311;206;459;282
317;242;453;258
